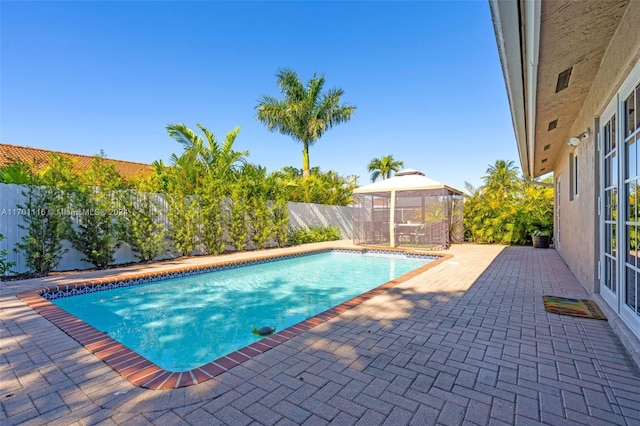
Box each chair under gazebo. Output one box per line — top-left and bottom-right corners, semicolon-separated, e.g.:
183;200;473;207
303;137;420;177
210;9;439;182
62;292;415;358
352;169;464;249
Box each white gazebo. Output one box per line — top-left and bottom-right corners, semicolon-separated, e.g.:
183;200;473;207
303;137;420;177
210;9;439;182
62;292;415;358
352;169;464;249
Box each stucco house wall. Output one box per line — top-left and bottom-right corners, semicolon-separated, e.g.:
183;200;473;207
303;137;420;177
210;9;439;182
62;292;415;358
557;6;640;365
554;134;597;293
557;4;640;294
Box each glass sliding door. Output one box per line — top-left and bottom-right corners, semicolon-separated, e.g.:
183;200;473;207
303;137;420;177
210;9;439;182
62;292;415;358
600;60;640;335
556;179;561;250
623;82;640;323
601;100;618;309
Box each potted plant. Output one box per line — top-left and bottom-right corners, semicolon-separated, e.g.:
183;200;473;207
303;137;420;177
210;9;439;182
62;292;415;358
531;229;551;248
527;202;553;248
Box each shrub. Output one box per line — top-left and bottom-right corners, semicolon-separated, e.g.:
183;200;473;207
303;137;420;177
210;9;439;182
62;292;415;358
14;154;77;274
0;233;15;276
270;198;290;247
15;189;71;274
118;190;168;262
198;181;226;255
228;181;249;251
67;157;124;269
288;225;342;245
166;192;199;257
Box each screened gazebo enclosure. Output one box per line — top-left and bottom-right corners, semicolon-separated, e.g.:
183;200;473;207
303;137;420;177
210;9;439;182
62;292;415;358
353;169;464;249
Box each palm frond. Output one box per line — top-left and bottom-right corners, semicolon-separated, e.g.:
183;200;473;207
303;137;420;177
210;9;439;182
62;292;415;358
166;123;201;150
168;153;180;166
306;74;325;109
277;68;306;101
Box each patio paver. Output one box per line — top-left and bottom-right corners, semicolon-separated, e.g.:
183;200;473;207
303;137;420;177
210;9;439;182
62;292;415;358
2;242;640;425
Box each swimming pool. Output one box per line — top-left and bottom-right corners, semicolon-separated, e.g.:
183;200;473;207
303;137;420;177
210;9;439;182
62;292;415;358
20;247;444;388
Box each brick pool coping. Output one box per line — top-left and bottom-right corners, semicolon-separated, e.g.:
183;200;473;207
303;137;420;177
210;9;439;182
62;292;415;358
17;247;452;390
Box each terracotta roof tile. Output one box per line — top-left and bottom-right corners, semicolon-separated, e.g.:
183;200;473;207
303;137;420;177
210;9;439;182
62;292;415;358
0;143;153;180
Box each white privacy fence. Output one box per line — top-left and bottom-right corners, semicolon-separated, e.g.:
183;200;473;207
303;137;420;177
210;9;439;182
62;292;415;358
0;183;353;274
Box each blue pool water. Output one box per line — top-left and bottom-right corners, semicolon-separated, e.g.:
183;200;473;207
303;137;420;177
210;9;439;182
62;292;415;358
53;250;432;371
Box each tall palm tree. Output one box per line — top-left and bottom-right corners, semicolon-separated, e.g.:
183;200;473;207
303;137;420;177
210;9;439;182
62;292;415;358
367;155;404;182
482;159;520;194
256;68;356;178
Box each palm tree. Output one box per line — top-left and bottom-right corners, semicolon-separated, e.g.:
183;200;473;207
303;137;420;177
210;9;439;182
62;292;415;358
256;68;356;178
367;155;404;182
166;123;248;191
482;160;520;194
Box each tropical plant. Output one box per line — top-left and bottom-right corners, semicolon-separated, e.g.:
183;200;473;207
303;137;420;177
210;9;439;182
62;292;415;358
313;170;357;205
148;159;171;193
482;159;520;195
166;124;247;188
163;123;249;255
522;179;554;236
14;154;78;274
367;155;404;182
269;167;356;205
67;155;125;269
256;68;356;177
464;160;554;245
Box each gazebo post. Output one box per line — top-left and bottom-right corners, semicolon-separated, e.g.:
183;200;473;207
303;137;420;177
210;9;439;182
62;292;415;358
390;190;396;247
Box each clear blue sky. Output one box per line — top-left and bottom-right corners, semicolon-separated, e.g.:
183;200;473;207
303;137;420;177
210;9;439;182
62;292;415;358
1;0;520;192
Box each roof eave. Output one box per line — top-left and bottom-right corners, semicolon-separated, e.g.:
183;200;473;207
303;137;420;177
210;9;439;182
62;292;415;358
489;0;540;180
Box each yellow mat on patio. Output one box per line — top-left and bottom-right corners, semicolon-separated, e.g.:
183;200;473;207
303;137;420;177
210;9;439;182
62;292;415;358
542;295;607;320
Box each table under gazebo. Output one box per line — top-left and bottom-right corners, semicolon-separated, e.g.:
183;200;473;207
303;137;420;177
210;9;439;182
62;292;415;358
352;169;464;249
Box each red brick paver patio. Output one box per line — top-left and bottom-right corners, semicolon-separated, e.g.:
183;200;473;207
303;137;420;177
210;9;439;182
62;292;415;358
2;242;640;425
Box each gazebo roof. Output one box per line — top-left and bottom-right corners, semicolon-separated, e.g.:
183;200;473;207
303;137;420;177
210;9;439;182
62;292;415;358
354;169;462;195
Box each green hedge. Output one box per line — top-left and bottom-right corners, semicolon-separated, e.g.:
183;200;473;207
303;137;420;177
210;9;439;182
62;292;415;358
288;226;342;245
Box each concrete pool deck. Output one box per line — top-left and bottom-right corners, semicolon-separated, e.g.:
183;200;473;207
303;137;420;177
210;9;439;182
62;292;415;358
2;241;640;425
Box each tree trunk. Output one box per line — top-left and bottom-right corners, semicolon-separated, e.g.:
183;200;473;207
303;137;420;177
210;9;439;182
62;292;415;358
302;143;310;178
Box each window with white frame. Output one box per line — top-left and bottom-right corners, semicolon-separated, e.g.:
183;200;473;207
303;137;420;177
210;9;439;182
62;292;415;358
570;153;578;200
